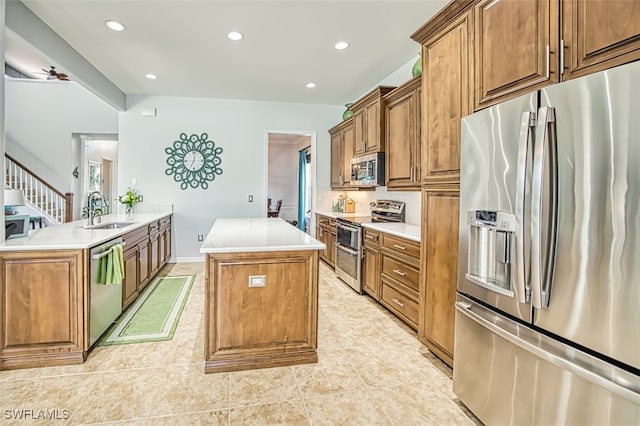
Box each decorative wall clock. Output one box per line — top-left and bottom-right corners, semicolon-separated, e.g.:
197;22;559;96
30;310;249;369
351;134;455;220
165;133;223;190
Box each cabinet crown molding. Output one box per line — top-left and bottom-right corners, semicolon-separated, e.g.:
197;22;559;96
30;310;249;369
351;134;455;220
328;117;353;135
383;75;421;102
411;0;475;44
350;86;396;112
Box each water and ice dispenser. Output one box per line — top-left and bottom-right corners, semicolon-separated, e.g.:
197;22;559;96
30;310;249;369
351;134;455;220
466;210;516;295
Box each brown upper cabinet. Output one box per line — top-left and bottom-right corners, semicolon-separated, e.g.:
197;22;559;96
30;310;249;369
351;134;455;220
561;0;640;80
474;0;557;109
351;86;395;156
384;76;421;190
474;0;640;109
329;118;354;189
414;9;474;185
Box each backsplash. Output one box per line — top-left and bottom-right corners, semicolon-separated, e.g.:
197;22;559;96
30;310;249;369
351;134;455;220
321;188;421;225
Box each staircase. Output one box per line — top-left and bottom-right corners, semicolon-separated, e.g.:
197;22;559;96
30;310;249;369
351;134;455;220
5;154;74;223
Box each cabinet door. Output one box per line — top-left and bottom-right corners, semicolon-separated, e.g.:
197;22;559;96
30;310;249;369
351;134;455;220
419;188;459;367
422;12;472;184
353;109;366;156
562;0;640;80
330;131;343;188
316;225;328;264
386;83;419;189
474;0;557;109
364;102;382;153
138;240;150;290
159;229;166;267
328;230;336;268
123;247;138;309
149;232;160;276
342;122;354;185
0;250;84;358
362;244;380;300
161;227;172;264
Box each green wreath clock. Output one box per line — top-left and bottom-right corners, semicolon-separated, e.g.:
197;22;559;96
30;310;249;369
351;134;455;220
165;133;223;190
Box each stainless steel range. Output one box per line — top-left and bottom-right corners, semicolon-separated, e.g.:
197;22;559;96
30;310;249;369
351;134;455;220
334;200;405;293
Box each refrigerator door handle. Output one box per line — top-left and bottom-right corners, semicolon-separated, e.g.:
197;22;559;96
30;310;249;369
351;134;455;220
531;106;559;309
515;111;535;303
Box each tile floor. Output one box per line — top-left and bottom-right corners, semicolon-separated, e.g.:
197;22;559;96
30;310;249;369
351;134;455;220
0;261;478;425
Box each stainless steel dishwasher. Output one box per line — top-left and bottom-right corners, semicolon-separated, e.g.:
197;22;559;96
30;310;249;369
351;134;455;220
89;237;124;346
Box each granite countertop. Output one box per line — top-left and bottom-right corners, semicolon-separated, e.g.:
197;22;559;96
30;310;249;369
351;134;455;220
0;210;173;251
361;222;421;242
200;218;325;254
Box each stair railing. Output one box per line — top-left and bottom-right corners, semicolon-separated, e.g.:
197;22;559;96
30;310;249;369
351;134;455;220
5;154;74;223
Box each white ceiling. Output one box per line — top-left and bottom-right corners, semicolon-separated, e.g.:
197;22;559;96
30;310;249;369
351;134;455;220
8;0;448;105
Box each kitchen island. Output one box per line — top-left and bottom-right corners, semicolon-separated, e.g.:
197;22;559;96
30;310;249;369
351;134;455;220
0;209;172;370
200;218;324;373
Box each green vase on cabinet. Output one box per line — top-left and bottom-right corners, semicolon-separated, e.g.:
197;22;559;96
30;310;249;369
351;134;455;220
412;52;422;77
342;103;354;121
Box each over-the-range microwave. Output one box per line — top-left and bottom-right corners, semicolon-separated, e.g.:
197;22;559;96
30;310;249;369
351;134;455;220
350;153;385;187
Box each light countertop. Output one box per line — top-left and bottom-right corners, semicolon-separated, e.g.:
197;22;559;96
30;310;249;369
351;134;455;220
315;210;420;242
315;210;370;219
361;222;421;242
0;210;173;251
200;218;325;254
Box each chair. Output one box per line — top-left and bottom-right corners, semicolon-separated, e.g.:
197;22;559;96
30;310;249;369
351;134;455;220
267;199;282;217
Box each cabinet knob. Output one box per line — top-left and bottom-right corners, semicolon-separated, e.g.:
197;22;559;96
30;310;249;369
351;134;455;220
392;298;405;307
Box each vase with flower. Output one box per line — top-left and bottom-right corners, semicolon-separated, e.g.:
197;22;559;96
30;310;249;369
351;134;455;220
118;187;139;216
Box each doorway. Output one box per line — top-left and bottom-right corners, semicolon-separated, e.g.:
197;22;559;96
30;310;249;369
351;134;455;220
73;133;118;220
266;131;314;231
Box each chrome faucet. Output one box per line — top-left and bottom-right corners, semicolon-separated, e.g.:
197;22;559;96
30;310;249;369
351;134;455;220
87;190;104;226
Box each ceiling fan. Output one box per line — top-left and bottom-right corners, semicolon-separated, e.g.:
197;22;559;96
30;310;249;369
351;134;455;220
39;66;70;81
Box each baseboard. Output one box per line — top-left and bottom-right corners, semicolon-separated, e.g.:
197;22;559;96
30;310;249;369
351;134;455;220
175;256;205;263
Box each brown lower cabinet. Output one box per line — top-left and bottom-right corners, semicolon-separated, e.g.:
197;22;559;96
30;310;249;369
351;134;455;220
379;234;420;330
122;215;173;310
204;249;318;373
123;246;139;308
315;214;336;268
363;228;421;331
159;216;172;264
0;249;85;370
418;187;459;367
362;228;381;299
0;214;173;370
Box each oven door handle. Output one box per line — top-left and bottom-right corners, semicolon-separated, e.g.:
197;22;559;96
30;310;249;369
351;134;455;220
335;243;359;256
336;222;361;233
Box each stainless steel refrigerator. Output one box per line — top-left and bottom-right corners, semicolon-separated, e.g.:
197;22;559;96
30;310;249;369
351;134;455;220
454;60;640;425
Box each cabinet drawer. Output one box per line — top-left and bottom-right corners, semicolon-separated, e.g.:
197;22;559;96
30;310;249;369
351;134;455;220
149;221;160;233
363;228;380;246
381;255;419;294
381;234;420;259
160;216;171;228
316;215;332;226
380;281;418;328
123;227;148;246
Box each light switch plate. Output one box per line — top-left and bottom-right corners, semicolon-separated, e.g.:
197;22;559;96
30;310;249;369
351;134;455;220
248;275;266;287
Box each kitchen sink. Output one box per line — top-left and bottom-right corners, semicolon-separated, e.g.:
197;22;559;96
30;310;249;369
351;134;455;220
85;221;136;230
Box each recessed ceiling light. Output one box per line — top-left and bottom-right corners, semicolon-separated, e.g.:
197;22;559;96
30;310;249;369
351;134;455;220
105;20;126;32
227;31;244;41
334;41;349;50
145;73;158;80
306;83;317;89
